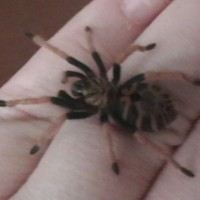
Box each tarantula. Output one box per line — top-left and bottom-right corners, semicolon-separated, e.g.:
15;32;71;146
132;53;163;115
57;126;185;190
0;26;198;177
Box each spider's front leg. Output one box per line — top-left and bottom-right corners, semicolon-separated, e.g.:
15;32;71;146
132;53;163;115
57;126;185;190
0;91;96;154
115;41;156;64
84;26;156;87
85;26;156;78
0;96;51;107
25;31;96;79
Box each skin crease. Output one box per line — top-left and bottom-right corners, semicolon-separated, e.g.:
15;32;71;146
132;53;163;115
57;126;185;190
0;0;200;199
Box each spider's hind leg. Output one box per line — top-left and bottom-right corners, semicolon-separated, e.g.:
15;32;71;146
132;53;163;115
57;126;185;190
25;31;96;78
100;112;120;175
144;71;200;86
85;26;156;78
134;132;195;177
30;110;97;155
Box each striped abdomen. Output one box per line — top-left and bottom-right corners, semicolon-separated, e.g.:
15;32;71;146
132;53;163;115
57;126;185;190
111;83;177;133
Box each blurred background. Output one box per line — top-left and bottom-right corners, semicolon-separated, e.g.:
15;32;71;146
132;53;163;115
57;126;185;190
0;0;90;86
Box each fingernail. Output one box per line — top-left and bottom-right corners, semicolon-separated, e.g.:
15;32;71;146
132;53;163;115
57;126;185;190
121;0;174;25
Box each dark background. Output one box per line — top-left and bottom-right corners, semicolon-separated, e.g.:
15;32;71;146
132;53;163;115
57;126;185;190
0;0;90;86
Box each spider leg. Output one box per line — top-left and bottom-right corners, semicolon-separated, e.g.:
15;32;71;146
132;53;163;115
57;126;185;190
30;109;97;154
116;43;156;64
134;132;195;177
145;71;200;86
110;42;155;86
52;90;87;110
67;110;97;119
30;113;66;154
120;71;200;90
25;32;96;78
0;93;97;154
83;32;122;85
85;26;107;79
0;96;51;107
101;112;120;175
112;63;121;85
61;71;86;84
0;91;86;110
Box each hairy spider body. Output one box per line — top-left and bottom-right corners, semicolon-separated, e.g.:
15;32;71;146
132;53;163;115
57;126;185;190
111;79;177;133
0;26;197;177
67;70;177;134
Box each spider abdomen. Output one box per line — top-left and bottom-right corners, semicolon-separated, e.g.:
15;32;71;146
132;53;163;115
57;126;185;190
111;83;177;133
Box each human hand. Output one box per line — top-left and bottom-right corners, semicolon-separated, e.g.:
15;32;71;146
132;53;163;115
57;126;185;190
0;0;200;200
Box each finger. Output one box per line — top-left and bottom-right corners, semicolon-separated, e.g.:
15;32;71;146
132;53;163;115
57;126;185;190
20;0;200;200
0;0;173;199
5;1;175;199
128;0;200;199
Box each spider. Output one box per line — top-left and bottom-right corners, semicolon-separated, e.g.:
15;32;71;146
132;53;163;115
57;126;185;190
0;26;198;177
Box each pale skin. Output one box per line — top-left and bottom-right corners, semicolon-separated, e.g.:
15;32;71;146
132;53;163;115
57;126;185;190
0;0;200;199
